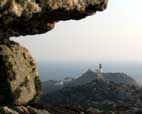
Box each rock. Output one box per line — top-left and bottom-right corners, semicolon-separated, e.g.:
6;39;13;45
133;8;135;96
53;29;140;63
0;40;42;105
0;106;51;114
0;0;108;39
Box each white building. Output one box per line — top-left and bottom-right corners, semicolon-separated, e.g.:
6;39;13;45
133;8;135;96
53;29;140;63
96;64;104;80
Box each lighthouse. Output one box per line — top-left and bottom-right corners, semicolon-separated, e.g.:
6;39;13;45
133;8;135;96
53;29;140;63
96;64;104;80
99;64;103;73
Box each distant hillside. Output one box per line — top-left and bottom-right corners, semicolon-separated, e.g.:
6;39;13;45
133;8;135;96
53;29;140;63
41;70;141;113
41;79;142;113
67;70;138;87
42;80;64;94
42;70;138;95
104;72;138;86
42;77;75;94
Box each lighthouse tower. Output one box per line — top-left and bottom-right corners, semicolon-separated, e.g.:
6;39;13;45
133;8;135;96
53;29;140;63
99;64;103;73
96;64;104;80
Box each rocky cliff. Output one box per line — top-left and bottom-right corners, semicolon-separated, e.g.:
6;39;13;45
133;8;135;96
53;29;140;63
0;0;108;114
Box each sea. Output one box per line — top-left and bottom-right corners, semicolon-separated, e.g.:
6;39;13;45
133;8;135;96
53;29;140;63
37;61;142;84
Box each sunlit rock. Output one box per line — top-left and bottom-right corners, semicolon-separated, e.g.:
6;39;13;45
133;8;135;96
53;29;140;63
0;40;42;105
0;0;108;40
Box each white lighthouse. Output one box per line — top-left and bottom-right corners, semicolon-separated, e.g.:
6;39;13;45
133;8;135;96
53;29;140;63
99;64;103;73
96;64;104;80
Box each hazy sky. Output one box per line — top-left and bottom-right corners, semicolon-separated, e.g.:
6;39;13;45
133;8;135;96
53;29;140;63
12;0;142;63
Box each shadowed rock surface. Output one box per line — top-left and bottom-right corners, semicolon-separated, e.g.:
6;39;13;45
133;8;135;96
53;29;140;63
0;40;42;105
0;0;108;39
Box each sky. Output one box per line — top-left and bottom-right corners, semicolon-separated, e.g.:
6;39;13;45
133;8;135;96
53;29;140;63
12;0;142;63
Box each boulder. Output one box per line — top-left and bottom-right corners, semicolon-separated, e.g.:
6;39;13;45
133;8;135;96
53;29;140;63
0;40;42;105
0;106;51;114
0;0;108;39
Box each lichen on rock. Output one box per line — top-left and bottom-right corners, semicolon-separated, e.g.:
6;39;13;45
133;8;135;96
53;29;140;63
0;0;108;40
0;40;42;105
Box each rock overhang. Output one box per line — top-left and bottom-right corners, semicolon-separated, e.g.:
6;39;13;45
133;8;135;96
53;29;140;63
0;0;108;40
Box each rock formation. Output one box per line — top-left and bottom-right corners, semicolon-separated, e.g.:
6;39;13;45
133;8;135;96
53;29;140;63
0;0;108;113
0;105;51;114
0;40;42;105
0;0;108;40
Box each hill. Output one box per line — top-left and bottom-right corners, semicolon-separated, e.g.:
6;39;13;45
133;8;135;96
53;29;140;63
41;79;142;114
67;70;138;87
42;70;138;95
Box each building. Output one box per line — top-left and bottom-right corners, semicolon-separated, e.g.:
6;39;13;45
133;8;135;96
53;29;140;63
96;64;104;80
